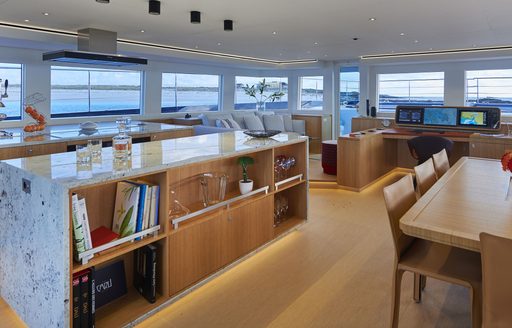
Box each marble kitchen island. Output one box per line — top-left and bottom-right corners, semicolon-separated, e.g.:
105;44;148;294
0;131;308;327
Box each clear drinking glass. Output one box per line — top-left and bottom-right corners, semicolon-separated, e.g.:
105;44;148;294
76;144;92;179
112;133;132;160
199;172;228;207
87;139;102;163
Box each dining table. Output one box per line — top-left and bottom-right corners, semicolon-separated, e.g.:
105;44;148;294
400;156;512;252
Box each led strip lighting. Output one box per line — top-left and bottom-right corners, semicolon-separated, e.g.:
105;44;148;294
361;45;512;60
0;21;318;65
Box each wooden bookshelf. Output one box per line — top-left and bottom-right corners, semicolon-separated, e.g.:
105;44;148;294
65;138;308;327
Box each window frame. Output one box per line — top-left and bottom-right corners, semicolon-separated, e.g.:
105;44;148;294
298;75;324;111
50;66;143;118
465;69;512;114
377;71;445;113
0;63;23;121
161;72;221;113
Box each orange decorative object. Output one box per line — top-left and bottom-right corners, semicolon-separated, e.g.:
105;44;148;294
23;105;46;133
501;151;512;172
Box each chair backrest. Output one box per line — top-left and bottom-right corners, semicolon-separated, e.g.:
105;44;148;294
432;148;450;178
407;136;454;165
414;158;437;196
383;174;417;259
480;232;512;327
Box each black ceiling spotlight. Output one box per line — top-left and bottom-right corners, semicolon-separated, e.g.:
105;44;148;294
224;19;233;31
96;0;110;3
191;11;201;24
149;0;161;15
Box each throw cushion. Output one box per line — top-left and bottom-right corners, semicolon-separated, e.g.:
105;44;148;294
244;115;265;130
281;114;294;132
215;119;231;129
231;111;256;129
226;118;241;129
255;111;275;121
263;115;285;132
199;113;233;126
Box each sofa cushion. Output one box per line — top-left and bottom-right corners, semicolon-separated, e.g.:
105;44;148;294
244;115;265;130
199;112;233;127
263;115;285;131
281;114;294;132
226;118;241;129
255;111;274;121
231;111;256;129
216;119;231;128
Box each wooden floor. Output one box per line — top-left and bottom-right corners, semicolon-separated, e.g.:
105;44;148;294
138;173;471;328
309;155;337;182
0;173;471;328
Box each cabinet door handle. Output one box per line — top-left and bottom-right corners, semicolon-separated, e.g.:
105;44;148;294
28;148;33;153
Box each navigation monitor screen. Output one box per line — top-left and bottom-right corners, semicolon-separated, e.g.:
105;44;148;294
423;107;457;126
460;111;487;126
398;108;422;124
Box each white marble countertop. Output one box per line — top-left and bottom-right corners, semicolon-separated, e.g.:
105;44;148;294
0;121;192;148
1;131;307;189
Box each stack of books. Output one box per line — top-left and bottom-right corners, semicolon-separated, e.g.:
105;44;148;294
71;181;160;263
72;268;95;328
112;181;160;239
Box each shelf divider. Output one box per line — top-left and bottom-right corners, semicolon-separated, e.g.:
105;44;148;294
275;174;303;191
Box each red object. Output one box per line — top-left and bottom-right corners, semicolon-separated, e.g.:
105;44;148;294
91;226;119;248
322;140;337;175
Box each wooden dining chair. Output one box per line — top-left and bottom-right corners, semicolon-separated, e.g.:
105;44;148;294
432;148;450;178
414;158;437;196
480;232;512;328
383;174;482;328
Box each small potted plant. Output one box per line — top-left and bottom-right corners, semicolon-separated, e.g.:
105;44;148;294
238;156;255;195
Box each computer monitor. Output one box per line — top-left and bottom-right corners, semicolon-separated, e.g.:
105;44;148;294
423;107;457;126
459;110;487;126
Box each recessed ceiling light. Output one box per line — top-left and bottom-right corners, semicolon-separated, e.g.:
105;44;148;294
224;19;233;31
324;54;328;57
391;50;395;53
306;50;311;54
217;42;222;46
272;31;277;35
400;32;405;36
42;12;49;16
140;29;145;33
24;19;30;22
429;48;433;50
414;40;419;43
191;11;201;24
369;17;376;21
314;42;318;45
472;44;477;47
195;45;199;49
279;53;283;56
149;0;161;15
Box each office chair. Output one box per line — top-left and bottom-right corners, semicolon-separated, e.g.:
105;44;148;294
407;136;454;165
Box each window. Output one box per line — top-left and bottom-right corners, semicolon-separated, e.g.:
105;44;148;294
466;69;512;113
340;67;359;110
235;76;288;110
299;76;323;110
0;63;22;120
162;73;220;113
340;67;360;136
51;66;142;117
378;72;444;112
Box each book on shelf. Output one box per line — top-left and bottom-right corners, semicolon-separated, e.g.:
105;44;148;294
112;181;141;238
91;226;119;249
150;185;160;227
72;194;93;262
72;268;95;328
134;182;148;241
134;244;157;303
95;260;127;309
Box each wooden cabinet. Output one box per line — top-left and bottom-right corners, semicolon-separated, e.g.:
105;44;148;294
292;114;332;154
0;142;67;160
169;196;274;295
169;212;227;295
150;129;193;141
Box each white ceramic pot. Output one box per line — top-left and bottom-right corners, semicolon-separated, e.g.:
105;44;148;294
239;179;254;195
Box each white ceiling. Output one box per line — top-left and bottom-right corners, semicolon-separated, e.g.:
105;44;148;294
0;0;512;63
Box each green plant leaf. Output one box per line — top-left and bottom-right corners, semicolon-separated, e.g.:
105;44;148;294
119;206;134;237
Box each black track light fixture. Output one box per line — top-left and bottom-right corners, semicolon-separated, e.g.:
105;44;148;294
191;11;201;24
96;0;110;3
149;0;161;15
224;19;233;31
